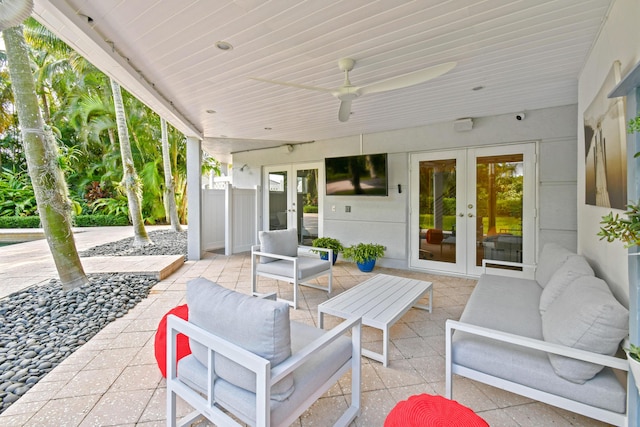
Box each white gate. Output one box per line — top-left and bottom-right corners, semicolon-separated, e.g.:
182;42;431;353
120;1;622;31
202;184;257;254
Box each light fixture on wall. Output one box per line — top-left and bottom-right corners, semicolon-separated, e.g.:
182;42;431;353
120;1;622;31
454;118;473;132
283;144;294;153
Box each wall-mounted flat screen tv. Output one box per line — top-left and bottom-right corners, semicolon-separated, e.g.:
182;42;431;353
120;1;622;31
325;153;388;196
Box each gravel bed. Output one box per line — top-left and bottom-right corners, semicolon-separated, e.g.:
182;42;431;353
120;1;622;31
0;229;187;414
79;229;187;258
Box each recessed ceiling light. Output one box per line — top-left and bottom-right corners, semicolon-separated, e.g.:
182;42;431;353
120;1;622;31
206;109;216;114
472;86;485;91
215;41;233;51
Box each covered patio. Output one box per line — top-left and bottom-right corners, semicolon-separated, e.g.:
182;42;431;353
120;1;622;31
0;238;611;425
3;0;639;425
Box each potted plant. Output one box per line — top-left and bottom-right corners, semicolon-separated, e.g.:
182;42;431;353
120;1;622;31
311;237;343;265
625;343;640;395
598;114;640;394
343;242;385;272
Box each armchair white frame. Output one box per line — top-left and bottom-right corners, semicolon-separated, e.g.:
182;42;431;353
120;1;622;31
251;244;333;309
166;314;362;427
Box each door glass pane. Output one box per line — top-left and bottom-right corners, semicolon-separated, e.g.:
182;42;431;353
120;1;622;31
268;171;287;230
418;159;457;263
476;154;524;267
297;169;318;244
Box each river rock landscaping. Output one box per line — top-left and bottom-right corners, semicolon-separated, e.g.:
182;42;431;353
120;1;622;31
0;229;187;414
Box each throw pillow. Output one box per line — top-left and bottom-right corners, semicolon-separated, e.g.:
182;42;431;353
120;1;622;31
542;276;628;384
186;277;295;401
259;228;298;263
534;243;574;288
539;255;594;314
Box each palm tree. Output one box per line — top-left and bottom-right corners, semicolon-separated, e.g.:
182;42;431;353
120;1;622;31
161;118;182;231
110;78;151;246
2;24;88;290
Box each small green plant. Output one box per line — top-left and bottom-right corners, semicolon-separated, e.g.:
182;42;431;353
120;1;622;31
311;237;344;254
598;202;640;247
627;343;640;363
598;114;640;248
343;243;386;264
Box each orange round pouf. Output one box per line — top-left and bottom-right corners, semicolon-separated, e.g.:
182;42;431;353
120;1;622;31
384;394;488;427
154;304;191;378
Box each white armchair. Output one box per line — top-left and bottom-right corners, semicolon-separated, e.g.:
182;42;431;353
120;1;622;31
251;228;332;309
166;278;361;427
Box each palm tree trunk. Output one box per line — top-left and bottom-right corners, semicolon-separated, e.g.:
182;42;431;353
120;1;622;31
161;118;183;231
110;78;151;247
3;26;88;291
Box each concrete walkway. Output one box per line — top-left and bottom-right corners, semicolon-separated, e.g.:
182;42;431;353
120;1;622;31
0;228;610;426
0;226;183;299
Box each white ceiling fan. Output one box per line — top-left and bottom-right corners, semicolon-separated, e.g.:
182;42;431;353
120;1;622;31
251;58;456;122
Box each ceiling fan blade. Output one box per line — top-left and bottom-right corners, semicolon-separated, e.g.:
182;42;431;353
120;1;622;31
358;61;456;96
249;77;332;93
338;100;352;122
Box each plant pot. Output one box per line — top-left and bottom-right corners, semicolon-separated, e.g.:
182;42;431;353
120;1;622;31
356;259;376;272
627;353;640;395
319;252;339;265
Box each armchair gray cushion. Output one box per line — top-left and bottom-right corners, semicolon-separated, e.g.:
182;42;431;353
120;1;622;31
177;320;353;426
259;228;298;263
542;276;629;384
255;257;331;279
186;278;295;401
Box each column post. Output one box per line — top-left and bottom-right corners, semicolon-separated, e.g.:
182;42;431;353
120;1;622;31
186;136;202;260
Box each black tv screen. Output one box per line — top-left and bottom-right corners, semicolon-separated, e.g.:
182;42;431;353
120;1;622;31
325;153;388;196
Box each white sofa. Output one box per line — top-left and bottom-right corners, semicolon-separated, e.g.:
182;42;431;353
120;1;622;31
446;243;630;426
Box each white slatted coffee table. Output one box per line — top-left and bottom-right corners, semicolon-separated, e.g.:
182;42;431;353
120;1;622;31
318;274;432;367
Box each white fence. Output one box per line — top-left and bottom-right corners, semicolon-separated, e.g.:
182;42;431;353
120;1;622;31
202;184;258;255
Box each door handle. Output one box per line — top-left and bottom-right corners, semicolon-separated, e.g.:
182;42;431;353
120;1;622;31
468;213;474;217
458;213;464;217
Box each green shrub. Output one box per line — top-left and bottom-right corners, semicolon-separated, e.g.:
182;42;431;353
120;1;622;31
74;215;130;227
0;216;41;228
0;170;38;217
303;205;318;213
0;215;129;228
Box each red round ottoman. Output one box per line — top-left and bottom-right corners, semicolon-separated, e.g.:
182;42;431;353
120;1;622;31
154;304;191;378
385;394;488;427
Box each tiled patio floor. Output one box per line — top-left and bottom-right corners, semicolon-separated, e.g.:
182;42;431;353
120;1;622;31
0;229;612;426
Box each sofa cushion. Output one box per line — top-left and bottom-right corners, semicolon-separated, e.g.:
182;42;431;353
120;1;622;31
186;277;294;400
259;228;298;263
535;243;575;288
542;276;629;384
539;255;594;314
451;332;626;413
459;274;543;338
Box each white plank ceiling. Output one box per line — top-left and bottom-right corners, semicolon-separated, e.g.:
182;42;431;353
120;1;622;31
33;0;614;162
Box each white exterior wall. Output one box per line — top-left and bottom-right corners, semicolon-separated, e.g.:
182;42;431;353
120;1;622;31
577;0;640;306
234;105;578;271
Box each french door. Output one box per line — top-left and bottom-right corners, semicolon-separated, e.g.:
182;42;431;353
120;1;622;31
263;163;322;245
409;144;536;276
